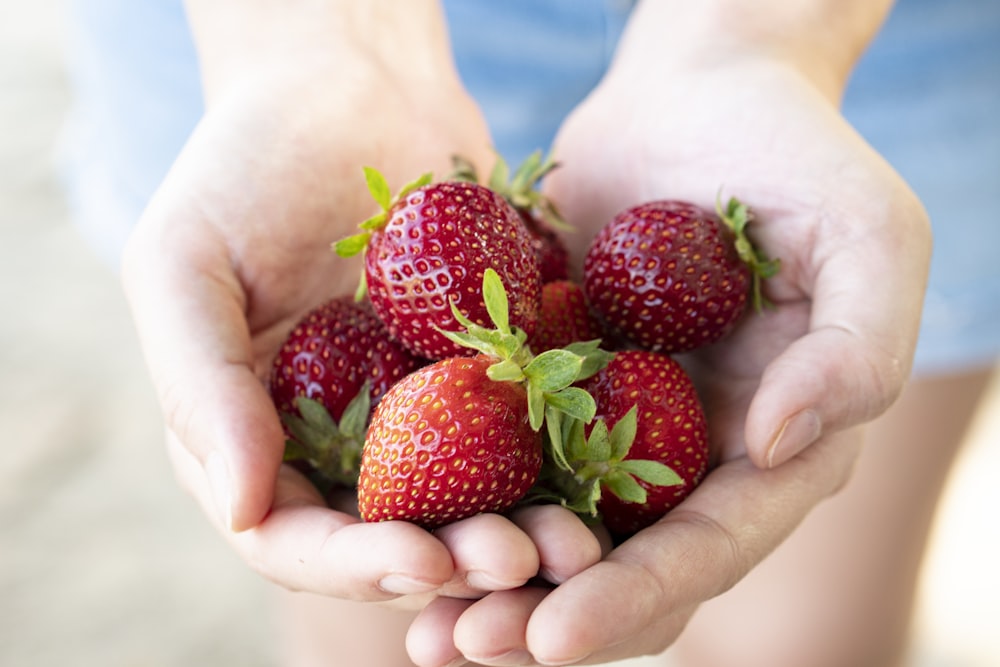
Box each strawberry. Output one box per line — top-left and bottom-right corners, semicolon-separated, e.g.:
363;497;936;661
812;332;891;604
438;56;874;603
452;151;571;284
269;296;424;487
541;349;710;537
358;355;542;528
529;279;604;353
335;169;542;360
357;269;611;529
583;197;778;354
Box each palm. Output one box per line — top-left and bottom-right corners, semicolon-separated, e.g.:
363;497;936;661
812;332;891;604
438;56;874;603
547;60;925;465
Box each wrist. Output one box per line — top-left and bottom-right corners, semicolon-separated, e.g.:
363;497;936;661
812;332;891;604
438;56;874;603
183;0;461;105
614;0;894;103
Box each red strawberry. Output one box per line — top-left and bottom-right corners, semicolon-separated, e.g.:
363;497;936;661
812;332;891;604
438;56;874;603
357;269;611;529
269;296;424;486
335;169;542;360
584;350;709;535
542;349;709;537
529;280;604;353
452;151;571;284
358;355;542;528
583;198;778;354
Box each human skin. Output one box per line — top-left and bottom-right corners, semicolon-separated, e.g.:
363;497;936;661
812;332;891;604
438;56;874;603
121;0;932;665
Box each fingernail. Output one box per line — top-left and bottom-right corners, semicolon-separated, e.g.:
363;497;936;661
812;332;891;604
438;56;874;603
469;649;533;666
767;409;822;468
205;450;233;530
538;658;588;667
538;566;567;585
377;574;439;596
466;570;525;591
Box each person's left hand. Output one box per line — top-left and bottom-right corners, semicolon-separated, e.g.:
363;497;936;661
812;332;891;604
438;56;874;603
403;33;929;666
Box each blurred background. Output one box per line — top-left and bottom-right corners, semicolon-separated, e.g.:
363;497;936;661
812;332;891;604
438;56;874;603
1;1;998;665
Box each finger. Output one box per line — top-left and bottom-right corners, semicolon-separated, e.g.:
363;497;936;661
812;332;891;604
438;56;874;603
123;218;283;531
746;192;931;468
453;587;550;666
167;432;456;599
508;504;607;584
406;596;476;667
523;429;862;665
434;513;540;598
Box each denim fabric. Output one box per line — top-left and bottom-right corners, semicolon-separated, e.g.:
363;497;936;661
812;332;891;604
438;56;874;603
60;0;999;373
841;0;1000;373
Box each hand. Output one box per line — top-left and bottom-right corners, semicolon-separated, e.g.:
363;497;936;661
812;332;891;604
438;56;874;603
404;41;931;666
119;36;563;604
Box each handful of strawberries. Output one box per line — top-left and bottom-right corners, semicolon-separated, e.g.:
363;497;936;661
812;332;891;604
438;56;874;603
268;152;778;538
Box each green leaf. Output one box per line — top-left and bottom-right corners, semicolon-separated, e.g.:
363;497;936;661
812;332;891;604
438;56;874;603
584;419;612;462
723;196;749;235
358;211;388;232
538;198;573;232
565;414;589;462
396;172;433;200
481;268;510;334
363;166;392;210
486;358;525;383
608;405;638;460
543;386;596;423
757;255;782;279
434;327;498;356
333;232;371;258
578;345;616;381
449;155;479;183
563;339;601;356
527;382;546;431
283;438;311;462
560;480;603;517
508;150;540;193
296;396;338;432
487;155;511;194
523;349;583;393
353;271;368;303
714;191;781;313
616;460;683;487
544;405;573;472
603;470;647;504
338;382;372;439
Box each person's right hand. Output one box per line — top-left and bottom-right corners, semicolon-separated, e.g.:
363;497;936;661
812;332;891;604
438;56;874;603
120;2;596;606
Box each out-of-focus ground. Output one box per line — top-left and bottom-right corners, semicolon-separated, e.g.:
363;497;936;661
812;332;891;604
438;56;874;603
1;1;997;665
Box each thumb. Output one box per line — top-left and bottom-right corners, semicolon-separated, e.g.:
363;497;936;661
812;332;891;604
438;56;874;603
746;197;931;468
122;225;283;532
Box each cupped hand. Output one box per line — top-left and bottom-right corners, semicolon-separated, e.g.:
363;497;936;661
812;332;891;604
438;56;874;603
405;47;931;666
118;49;563;602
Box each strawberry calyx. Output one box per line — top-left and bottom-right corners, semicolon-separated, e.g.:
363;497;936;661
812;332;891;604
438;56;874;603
333;167;433;258
331;167;433;301
280;385;371;490
716;194;782;311
451;151;572;232
535;405;683;518
436;268;612;432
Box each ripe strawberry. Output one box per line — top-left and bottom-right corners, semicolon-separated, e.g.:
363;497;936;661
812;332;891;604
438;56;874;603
542;349;709;537
452;151;571;284
269;296;424;486
358;355;542;528
529;280;604;353
583;198;778;354
357;269;611;529
335;169;542;360
584;350;709;535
